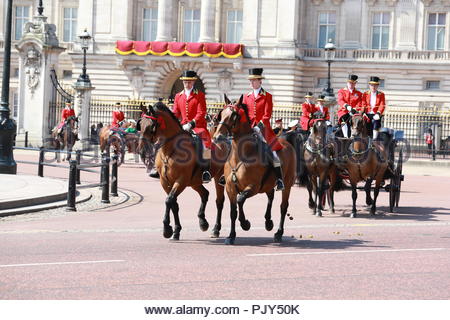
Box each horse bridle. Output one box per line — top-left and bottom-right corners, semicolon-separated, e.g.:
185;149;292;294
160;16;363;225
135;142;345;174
218;106;239;135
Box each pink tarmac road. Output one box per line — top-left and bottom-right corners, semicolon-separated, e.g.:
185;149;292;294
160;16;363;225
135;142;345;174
0;153;449;299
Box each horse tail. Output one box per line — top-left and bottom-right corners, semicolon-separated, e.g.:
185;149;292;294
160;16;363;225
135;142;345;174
284;131;308;186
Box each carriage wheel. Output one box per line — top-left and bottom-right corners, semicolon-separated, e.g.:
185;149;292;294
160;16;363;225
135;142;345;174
394;149;403;208
389;176;395;213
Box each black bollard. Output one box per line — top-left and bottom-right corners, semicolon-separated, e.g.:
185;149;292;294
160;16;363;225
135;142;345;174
76;150;81;184
38;146;44;177
24;131;28;148
66;160;77;211
111;154;118;197
101;154;110;203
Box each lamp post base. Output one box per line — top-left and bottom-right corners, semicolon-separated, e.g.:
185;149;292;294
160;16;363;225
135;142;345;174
0;117;17;174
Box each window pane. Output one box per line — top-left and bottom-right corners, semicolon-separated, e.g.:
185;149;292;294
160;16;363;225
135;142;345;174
227;23;234;43
328;13;336;24
235;22;242;43
193;9;200;20
372;13;380;24
228;10;235;21
382;13;390;24
319;13;327;24
72;8;77;19
143;21;150;41
381;26;389;49
151;21;157;41
372;27;381;49
427;27;436;50
193;22;200;42
437;27;445;50
63;20;70;42
185;9;192;20
237;10;243;21
328;25;336;43
152;8;158;19
143;8;150;19
184;23;192;42
319;26;327;47
429;13;436;25
24;6;29;17
438;13;446;25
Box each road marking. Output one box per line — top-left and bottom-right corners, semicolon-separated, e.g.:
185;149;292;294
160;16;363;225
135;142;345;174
0;259;125;268
247;247;447;257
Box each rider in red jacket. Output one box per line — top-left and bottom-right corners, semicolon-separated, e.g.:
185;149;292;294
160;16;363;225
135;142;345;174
242;68;284;191
337;74;363;137
57;101;76;134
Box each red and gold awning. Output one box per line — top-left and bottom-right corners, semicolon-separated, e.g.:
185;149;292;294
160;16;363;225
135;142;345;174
115;41;243;58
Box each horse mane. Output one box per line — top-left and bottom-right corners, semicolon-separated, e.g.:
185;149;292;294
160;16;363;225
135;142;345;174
153;101;182;130
239;103;251;125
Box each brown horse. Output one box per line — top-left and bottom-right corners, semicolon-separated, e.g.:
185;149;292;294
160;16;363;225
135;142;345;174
99;125;138;165
340;114;389;218
50;117;78;161
212;95;297;244
139;101;230;240
304;119;337;217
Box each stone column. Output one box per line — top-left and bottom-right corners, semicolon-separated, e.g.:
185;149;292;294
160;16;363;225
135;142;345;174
241;0;260;57
110;0;133;40
77;0;94;37
341;0;362;48
274;0;299;58
72;84;95;150
156;0;173;41
395;0;418;49
199;0;216;42
15;14;64;146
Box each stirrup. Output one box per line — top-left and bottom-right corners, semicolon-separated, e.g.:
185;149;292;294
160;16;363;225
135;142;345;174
275;178;285;191
202;171;212;183
218;175;226;186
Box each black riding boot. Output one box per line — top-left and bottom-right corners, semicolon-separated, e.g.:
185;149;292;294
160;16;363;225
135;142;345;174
274;165;285;191
202;162;212;183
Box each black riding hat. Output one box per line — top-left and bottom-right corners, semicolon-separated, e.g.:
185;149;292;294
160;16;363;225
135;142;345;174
180;70;198;81
369;76;380;85
347;74;358;83
248;68;265;79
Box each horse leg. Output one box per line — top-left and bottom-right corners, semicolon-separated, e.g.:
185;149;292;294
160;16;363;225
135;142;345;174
225;186;238;245
264;189;274;231
371;175;384;215
350;183;358;218
237;189;251;231
163;183;186;240
191;184;210;232
316;176;324;217
274;187;291;242
365;179;373;206
163;194;174;239
328;169;336;214
211;181;225;238
307;179;315;210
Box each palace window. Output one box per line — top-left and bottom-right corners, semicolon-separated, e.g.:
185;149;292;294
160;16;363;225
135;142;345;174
14;6;30;40
318;12;336;48
63;8;78;42
371;12;390;49
183;9;200;42
425;80;440;90
427;13;446;50
143;8;158;41
226;10;243;43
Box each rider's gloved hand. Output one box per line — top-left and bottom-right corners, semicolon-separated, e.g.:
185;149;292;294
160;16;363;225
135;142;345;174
373;113;380;121
326;120;331;126
182;123;192;131
346;104;352;112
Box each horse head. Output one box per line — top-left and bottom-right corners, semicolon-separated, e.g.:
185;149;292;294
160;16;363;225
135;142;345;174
213;94;249;142
350;113;368;138
140;101;181;144
311;119;328;144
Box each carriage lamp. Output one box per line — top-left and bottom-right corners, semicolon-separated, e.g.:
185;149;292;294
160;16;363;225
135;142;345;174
76;29;92;87
323;38;336;98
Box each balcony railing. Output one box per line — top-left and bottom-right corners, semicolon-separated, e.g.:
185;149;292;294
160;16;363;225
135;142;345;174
300;48;450;62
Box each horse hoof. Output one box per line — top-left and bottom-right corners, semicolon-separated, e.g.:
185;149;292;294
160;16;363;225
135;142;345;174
274;232;283;243
316;211;322;217
265;220;274;231
350;212;357;218
224;237;235;245
210;231;220;238
170;234;180;241
163;225;173;239
366;199;373;206
240;220;251;231
370;209;376;216
330;209;335;214
308;201;315;209
199;219;209;232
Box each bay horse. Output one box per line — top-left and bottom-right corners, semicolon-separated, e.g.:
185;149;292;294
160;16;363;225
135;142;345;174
99;125;128;165
340;114;389;217
139;101;230;240
304;119;337;217
212;95;297;244
50;116;78;161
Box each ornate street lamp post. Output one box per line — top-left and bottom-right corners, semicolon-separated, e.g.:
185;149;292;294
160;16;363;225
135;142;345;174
322;38;336;98
0;0;17;174
75;29;92;87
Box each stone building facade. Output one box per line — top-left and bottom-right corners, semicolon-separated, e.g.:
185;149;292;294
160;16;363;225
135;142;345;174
2;0;450;123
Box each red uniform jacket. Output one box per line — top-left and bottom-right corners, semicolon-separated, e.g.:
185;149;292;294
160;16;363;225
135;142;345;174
337;87;363;120
61;108;75;121
243;88;282;151
313;105;330;120
361;90;386;115
112;110;125;128
300;102;316;131
172;89;211;148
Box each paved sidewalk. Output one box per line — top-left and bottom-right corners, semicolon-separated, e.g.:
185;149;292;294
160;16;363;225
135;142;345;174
0;174;67;213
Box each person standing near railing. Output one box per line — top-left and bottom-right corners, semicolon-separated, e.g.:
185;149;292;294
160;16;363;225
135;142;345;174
337;74;363;137
362;76;385;139
424;128;435;158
